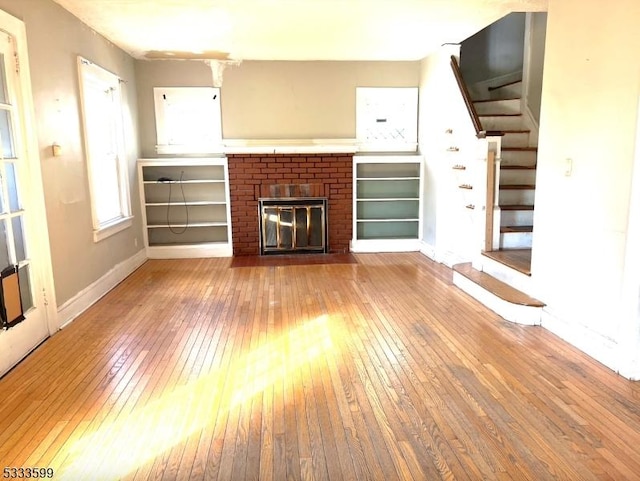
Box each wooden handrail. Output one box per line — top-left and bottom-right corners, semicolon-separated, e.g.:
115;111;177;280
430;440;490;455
450;55;485;138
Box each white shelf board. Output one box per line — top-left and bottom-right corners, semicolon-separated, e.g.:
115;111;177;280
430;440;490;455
145;201;227;206
143;179;225;184
356;218;419;222
147;222;228;228
356;197;419;202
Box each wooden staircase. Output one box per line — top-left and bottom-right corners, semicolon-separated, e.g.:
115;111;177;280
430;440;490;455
474;82;537;250
448;57;544;325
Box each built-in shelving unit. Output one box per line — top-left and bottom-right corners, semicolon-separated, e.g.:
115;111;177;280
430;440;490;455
138;158;232;258
351;155;423;252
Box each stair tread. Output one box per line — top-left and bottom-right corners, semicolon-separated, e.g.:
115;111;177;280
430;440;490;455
479;113;522;117
500;204;534;211
473;97;521;103
488;79;523;91
501;164;536;170
501;129;530;133
453;263;544;307
501;225;533;233
500;184;536;190
502;147;538;151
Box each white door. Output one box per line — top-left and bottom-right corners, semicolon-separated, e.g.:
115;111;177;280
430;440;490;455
0;11;56;376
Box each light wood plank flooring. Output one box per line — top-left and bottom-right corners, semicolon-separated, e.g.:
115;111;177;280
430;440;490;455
483;249;532;275
1;253;639;480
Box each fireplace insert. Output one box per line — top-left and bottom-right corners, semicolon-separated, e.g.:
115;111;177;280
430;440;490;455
259;198;328;255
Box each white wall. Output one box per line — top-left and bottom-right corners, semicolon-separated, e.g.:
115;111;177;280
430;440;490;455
524;12;547;124
0;0;144;307
418;46;483;265
531;0;640;376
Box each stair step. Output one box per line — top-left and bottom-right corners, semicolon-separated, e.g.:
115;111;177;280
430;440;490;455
474;97;521;103
500;168;536;185
501;164;536;170
488;79;523;91
500;204;534;211
473;98;522;115
500;184;536;190
500;130;531;148
501;148;538;167
501;209;533;227
501;225;533;233
453;262;544;310
479;114;524;131
488;81;523;101
499;188;535;206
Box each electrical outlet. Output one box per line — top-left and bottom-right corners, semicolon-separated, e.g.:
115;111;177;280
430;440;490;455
134;237;138;247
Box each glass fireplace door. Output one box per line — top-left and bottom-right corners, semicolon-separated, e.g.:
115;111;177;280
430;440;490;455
260;200;326;254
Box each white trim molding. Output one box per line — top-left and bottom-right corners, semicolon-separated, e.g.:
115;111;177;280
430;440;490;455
93;215;133;242
540;308;620;375
57;249;147;329
223;138;358;154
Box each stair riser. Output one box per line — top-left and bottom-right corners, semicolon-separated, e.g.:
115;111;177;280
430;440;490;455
501;210;534;226
480;115;523;131
489;82;522;100
500;169;537;185
499;189;536;205
474;98;522;115
501;132;531;148
500;231;533;249
452;272;541;325
501;150;537;166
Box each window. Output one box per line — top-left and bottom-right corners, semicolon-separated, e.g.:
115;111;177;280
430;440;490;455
78;57;132;242
356;87;419;152
154;87;222;154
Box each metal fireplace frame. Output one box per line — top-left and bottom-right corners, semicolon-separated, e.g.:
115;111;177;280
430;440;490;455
258;197;328;255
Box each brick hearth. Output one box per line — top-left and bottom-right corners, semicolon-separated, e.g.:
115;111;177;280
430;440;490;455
227;153;353;255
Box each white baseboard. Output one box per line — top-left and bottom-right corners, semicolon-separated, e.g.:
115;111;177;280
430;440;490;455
419;241;436;260
418;241;468;267
58;249;147;329
540;308;622;376
350;238;421;253
146;244;232;259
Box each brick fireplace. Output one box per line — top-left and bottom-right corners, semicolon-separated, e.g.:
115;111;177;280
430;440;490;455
227;153;352;255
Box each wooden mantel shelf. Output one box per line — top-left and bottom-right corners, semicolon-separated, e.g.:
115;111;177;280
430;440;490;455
223;139;359;154
156;139;421;155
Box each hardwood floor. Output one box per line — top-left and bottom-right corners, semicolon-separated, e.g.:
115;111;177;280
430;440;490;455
483;249;532;275
1;253;639;480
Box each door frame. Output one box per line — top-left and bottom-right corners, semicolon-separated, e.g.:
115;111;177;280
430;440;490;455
0;8;57;374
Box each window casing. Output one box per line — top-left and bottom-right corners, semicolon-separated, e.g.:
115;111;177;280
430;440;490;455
356;87;419;153
78;57;132;242
154;87;222;154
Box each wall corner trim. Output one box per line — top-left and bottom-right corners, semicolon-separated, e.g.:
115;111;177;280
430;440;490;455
57;249;147;329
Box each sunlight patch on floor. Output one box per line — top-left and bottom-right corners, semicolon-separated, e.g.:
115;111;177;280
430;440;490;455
56;315;334;480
